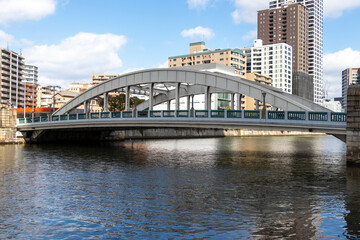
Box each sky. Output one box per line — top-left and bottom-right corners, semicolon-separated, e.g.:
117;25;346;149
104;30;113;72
0;0;360;99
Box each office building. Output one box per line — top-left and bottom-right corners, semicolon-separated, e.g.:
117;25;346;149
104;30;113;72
0;48;25;108
243;39;292;93
342;68;360;110
268;0;324;103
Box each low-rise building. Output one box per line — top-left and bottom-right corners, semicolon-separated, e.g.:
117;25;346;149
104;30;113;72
37;85;53;108
168;42;246;77
245;72;273;110
68;83;92;93
92;74;120;85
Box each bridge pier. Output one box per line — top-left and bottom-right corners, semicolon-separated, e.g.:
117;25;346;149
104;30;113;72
346;85;360;166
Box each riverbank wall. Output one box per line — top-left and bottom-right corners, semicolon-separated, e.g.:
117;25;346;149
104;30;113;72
0;105;24;144
103;128;322;141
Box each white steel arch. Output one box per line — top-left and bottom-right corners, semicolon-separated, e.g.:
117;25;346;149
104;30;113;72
55;68;328;115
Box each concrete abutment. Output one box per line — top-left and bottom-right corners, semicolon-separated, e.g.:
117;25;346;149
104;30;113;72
346;85;360;166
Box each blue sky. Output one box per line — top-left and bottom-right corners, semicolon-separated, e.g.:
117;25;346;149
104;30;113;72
0;0;360;98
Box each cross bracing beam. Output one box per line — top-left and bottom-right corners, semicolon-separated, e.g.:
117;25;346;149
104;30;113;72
54;68;329;115
136;85;226;110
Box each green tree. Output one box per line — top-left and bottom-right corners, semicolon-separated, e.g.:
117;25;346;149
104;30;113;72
99;94;144;112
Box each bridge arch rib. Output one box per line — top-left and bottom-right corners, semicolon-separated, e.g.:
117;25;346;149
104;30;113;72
55;68;328;115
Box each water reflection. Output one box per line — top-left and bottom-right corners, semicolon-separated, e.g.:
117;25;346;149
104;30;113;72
0;136;358;239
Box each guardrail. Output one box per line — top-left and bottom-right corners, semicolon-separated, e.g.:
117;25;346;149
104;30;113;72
17;110;347;125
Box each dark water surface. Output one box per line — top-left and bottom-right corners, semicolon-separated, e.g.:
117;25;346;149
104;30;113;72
0;136;359;239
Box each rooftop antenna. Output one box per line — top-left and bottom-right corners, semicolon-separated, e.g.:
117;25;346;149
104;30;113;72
20;48;22;56
6;41;9;50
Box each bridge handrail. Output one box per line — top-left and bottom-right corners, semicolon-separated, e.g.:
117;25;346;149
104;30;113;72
17;110;348;126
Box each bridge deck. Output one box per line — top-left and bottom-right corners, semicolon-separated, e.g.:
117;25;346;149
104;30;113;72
17;110;347;135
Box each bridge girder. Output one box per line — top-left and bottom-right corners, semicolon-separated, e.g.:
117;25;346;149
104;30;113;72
54;68;328;115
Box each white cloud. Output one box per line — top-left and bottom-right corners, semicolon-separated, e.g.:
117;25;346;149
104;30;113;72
181;26;215;40
187;0;210;10
231;0;268;24
0;29;34;49
324;48;360;98
242;29;257;41
157;61;168;68
324;0;360;18
23;32;127;87
0;29;14;47
0;0;56;26
121;68;145;75
230;0;360;25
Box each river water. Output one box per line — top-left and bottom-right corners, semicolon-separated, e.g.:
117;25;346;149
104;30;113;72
0;136;359;239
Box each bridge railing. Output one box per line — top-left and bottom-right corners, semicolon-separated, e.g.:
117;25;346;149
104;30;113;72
17;110;347;125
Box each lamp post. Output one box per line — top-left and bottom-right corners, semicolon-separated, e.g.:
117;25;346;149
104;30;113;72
49;85;61;113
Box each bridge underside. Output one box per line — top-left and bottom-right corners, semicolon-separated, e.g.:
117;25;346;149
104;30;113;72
20;121;345;143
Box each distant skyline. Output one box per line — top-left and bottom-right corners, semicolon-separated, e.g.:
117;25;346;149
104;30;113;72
0;0;360;98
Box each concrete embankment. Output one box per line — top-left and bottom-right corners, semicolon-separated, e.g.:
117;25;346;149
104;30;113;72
0;105;24;144
104;128;322;141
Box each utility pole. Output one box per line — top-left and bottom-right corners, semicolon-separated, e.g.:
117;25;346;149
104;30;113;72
48;85;61;114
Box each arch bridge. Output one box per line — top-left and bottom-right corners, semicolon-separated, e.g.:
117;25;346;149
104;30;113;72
16;68;347;142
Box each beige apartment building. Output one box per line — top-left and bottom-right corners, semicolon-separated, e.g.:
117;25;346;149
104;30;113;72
54;85;102;112
37;85;53;108
0;48;25;108
168;42;247;76
68;83;92;93
168;42;274;110
92;74;120;85
245;73;272;110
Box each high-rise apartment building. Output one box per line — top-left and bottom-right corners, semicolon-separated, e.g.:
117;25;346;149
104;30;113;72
23;64;38;109
342;68;360;110
0;48;25;108
168;42;247;76
258;3;313;100
23;64;38;85
243;39;292;93
268;0;324;104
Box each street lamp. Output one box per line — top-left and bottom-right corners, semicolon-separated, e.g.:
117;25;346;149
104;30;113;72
49;85;61;113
